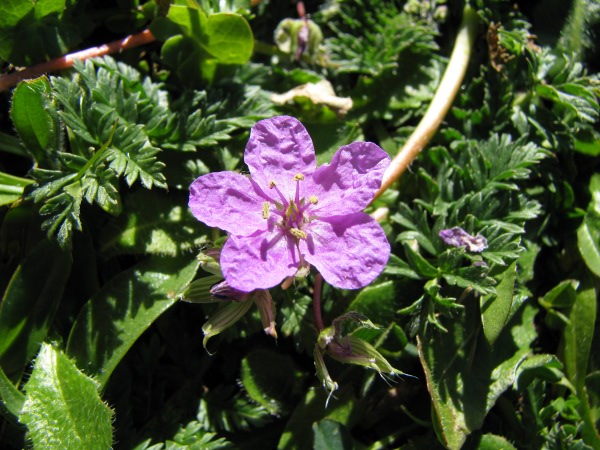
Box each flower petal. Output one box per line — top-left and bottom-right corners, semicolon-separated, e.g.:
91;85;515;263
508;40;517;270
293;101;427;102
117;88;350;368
301;213;390;289
309;142;390;215
244;116;317;195
189;172;267;236
221;229;299;291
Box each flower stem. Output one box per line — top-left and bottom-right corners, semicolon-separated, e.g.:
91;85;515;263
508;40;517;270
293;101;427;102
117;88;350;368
313;273;325;332
372;6;479;202
0;29;156;92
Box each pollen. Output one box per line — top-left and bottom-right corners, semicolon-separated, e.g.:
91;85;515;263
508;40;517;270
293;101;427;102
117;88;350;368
293;173;305;181
309;195;318;204
290;228;307;239
262;202;270;219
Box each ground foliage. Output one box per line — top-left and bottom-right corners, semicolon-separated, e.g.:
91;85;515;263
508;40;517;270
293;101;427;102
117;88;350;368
0;0;599;449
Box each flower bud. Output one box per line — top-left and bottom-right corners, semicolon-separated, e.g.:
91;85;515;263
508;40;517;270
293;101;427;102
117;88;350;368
325;335;399;376
314;345;338;407
202;300;253;349
253;290;277;339
198;250;222;276
181;275;223;303
210;280;249;302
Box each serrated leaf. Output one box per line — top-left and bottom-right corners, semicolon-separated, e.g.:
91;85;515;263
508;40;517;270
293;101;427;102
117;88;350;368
19;344;113;450
66;255;199;389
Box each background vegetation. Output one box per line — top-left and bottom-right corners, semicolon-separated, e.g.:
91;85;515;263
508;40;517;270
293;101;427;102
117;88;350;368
0;0;599;449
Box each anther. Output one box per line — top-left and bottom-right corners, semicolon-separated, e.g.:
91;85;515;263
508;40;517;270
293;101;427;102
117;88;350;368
262;202;270;219
269;180;288;207
309;195;318;204
293;173;305;181
290;228;307;239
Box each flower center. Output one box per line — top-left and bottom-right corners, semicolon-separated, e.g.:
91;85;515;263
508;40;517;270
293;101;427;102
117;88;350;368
264;173;317;240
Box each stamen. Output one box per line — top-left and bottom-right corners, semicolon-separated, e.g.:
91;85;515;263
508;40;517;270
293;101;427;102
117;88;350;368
309;195;318;204
290;228;307;239
262;202;270;219
294;175;304;205
269;180;288;208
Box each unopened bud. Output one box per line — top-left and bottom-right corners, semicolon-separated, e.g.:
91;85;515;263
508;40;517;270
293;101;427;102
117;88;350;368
181;275;223;303
253;290;277;339
210;280;249;302
314;345;338;407
325;335;398;376
198;250;222;276
202;300;253;349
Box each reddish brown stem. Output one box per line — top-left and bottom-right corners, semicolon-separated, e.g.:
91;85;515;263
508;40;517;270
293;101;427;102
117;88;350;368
0;29;156;92
313;273;325;332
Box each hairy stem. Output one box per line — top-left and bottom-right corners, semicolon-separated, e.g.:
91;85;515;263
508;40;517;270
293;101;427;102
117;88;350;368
313;273;325;332
372;6;479;201
0;29;156;93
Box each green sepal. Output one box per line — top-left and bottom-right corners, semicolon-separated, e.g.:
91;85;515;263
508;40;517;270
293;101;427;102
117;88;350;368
202;300;253;349
313;345;338;407
181;275;223;303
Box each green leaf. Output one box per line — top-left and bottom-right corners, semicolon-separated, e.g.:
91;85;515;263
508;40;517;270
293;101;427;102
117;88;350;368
0;170;32;206
418;302;545;449
19;344;113;450
347;281;396;325
66;255;199;389
578;174;600;277
562;278;596;393
99;190;205;257
481;262;516;346
402;242;438;278
0;0;83;65
203;13;254;64
240;349;298;415
476;433;517;450
0;239;72;374
278;387;359;450
150;6;253;84
312;419;354;450
0;365;25;422
562;276;600;447
10;77;59;164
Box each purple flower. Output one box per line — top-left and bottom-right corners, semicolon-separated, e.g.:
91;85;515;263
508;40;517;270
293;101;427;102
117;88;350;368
439;227;488;253
189;116;391;291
